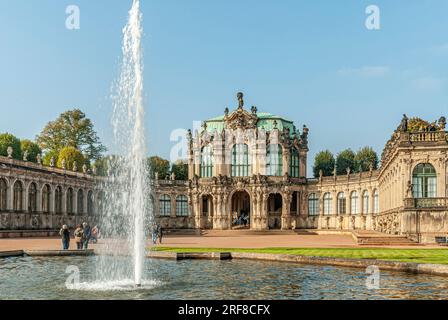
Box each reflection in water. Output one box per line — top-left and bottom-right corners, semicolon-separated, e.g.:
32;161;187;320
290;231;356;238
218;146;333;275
1;256;448;300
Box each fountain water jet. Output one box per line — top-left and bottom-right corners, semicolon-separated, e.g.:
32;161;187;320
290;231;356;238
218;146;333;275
93;0;152;289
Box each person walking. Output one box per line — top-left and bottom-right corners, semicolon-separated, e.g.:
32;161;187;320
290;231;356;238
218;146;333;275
59;225;70;250
82;222;92;250
74;225;83;250
157;224;163;244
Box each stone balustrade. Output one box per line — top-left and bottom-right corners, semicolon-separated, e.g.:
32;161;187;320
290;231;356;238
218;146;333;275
404;197;448;210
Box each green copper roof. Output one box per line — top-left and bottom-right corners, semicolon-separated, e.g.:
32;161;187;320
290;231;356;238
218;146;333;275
203;111;296;136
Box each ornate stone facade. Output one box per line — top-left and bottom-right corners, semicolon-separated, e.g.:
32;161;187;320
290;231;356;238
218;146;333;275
153;94;448;244
0;155;98;234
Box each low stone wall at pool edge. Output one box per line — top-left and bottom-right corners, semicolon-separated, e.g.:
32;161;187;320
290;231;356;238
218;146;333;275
147;251;448;277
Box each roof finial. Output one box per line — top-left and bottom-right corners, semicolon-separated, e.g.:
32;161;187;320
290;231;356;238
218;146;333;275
237;92;244;109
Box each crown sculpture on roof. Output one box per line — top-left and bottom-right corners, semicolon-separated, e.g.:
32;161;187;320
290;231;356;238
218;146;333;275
224;92;259;130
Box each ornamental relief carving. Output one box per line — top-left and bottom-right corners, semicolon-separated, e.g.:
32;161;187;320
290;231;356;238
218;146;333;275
375;212;400;235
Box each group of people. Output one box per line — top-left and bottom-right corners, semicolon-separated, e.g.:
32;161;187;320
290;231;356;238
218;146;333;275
152;224;163;244
233;211;249;227
59;223;99;250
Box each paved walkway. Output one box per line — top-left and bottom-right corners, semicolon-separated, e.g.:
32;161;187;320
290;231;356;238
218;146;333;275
0;233;437;252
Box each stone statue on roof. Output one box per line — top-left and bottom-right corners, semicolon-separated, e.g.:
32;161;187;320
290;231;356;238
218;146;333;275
237;92;244;109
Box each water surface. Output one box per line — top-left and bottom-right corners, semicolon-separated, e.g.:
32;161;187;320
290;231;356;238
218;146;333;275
0;256;447;300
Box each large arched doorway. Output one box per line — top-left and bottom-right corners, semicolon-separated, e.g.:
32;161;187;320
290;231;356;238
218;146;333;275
231;191;250;229
268;193;282;229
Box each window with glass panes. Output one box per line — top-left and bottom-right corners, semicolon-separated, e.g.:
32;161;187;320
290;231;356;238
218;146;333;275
159;195;171;216
412;163;437;198
308;193;319;216
266;144;283;176
290;149;300;178
176;195;189;216
323;193;332;215
362;191;369;214
200;145;213;178
231;144;250;177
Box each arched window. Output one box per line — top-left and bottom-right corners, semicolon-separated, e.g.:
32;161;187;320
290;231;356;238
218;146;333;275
350;191;359;215
176;195;189;216
13;181;23;212
266;144;283;176
55;186;62;213
87;191;94;215
200;145;213;178
362;190;369;214
337;192;346;215
66;188;74;214
159;195;171;216
289;148;300;178
373;189;379;214
77;190;84;215
412;163;437;198
28;183;37;213
42;184;51;213
232;144;250;177
308;193;319;216
323;192;332;215
0;178;7;211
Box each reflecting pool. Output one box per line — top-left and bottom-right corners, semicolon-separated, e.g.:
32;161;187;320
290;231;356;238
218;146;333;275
1;255;448;300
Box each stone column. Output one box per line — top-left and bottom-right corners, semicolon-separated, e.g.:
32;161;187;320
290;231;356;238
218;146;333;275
83;190;89;217
50;186;55;214
24;181;29;213
8;182;14;211
261;193;269;230
171;195;176;218
62;187;67;215
281;192;291;230
73;189;78;216
299;149;308;178
283;149;290;176
333;191;338;216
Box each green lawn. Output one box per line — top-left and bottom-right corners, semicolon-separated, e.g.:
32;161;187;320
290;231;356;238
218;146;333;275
153;247;448;265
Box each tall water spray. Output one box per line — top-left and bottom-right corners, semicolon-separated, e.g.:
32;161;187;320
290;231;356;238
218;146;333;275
95;0;151;288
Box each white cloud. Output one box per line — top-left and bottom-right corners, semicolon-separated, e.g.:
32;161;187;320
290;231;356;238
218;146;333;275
338;66;390;77
411;76;445;91
429;43;448;55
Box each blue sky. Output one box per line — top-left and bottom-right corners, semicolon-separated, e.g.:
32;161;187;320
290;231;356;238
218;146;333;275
0;0;447;175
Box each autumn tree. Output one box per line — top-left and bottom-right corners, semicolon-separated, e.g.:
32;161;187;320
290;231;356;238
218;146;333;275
36;109;106;163
171;159;188;180
20;139;42;162
148;156;170;179
57;147;86;172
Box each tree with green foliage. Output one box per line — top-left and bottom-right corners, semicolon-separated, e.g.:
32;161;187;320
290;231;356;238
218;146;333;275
354;146;378;172
36;109;106;163
0;133;21;160
93;155;124;176
20;139;42;162
336;149;356;175
57;147;86;172
148;156;170;179
171;159;188;181
313;150;335;178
